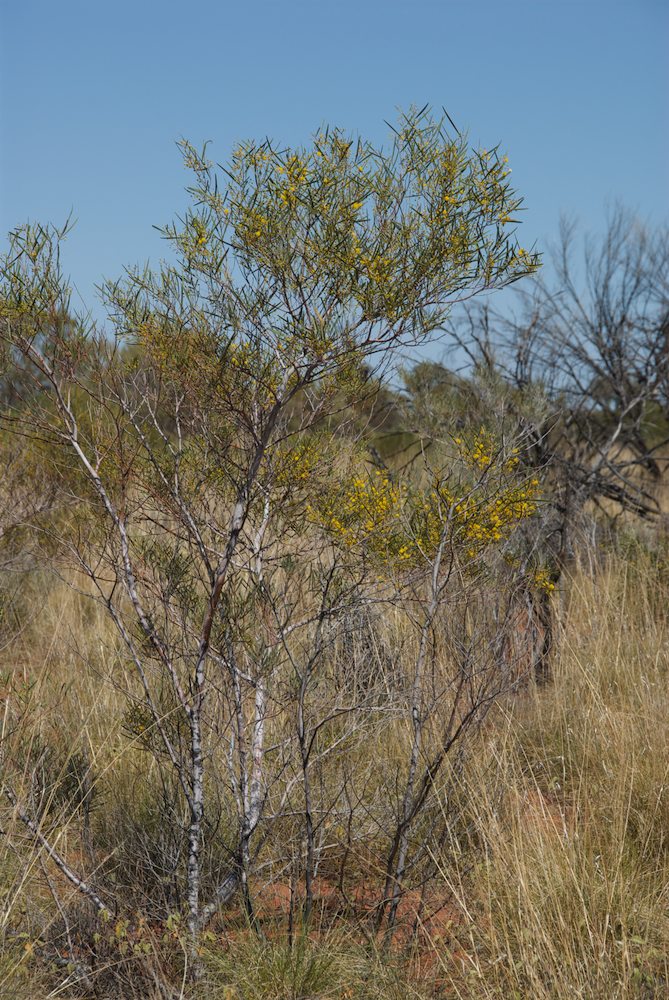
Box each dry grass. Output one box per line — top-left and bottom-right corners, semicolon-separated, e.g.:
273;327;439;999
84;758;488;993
434;544;669;999
1;539;669;997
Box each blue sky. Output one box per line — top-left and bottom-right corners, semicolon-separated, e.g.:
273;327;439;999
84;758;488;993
1;0;667;320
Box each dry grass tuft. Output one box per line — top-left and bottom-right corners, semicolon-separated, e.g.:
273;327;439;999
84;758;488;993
434;547;669;999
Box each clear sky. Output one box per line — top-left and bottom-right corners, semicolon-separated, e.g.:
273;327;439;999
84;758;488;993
1;0;667;319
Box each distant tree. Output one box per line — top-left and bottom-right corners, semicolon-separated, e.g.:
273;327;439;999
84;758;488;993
450;208;669;551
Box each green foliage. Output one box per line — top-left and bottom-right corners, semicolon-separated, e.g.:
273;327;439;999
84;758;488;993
104;107;538;414
0;108;550;998
305;428;541;569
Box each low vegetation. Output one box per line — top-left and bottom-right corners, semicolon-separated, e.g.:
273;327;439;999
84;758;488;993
0;108;667;998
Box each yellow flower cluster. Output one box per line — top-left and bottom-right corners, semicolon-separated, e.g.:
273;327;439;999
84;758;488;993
454;429;520;474
351;242;393;287
308;470;408;561
453;428;495;470
408;476;541;561
309;457;541;569
473;149;513;222
458;480;541;553
275;441;321;487
237;208;270;246
277;153;309;209
224;347;243;373
175;215;212;260
510;246;539;274
533;569;556;593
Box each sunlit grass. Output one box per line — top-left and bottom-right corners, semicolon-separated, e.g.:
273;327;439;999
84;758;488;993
1;544;669;997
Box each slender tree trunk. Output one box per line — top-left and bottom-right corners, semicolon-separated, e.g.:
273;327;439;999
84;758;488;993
297;688;315;924
186;705;205;970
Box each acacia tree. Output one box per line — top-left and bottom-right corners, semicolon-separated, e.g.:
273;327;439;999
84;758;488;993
0;108;539;973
